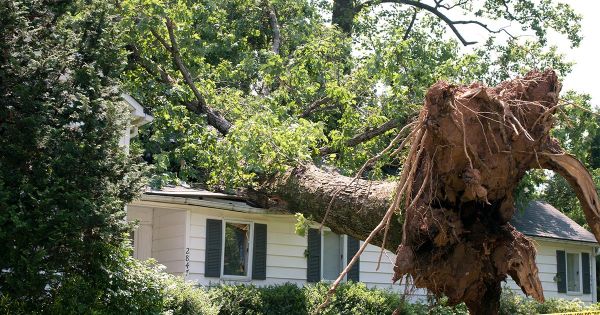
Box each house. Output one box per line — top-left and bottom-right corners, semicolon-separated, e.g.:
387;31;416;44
127;187;599;303
507;201;598;302
120;93;153;153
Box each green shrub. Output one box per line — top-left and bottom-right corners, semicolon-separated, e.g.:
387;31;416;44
14;269;600;315
209;284;264;314
205;282;469;315
45;254;217;315
261;283;307;315
303;281;401;315
0;294;28;315
163;275;218;315
500;286;600;315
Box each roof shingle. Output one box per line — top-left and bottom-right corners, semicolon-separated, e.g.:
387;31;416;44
511;201;597;244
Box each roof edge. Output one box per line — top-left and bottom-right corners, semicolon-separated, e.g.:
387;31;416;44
136;194;287;215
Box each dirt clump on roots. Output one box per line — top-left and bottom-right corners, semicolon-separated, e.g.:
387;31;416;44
389;69;600;315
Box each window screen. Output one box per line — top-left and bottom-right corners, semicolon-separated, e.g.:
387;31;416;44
322;231;343;280
567;252;581;292
223;222;250;276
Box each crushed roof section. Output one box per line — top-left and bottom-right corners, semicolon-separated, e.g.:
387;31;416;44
511;201;597;244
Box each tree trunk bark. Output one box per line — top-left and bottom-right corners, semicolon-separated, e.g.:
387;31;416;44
254;165;401;251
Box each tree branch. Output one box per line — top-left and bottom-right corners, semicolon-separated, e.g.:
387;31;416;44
251;164;401;251
403;8;418;40
356;0;514;46
152;17;232;135
299;97;333;118
267;4;281;54
319;118;402;155
128;44;175;85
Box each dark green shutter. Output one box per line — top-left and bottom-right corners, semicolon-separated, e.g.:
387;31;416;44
556;250;566;293
346;236;360;282
307;228;321;282
205;219;222;277
252;223;267;280
582;252;591;294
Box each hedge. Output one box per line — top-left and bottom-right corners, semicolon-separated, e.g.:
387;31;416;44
3;261;600;315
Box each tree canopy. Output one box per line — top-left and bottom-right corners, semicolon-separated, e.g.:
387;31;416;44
121;0;595;194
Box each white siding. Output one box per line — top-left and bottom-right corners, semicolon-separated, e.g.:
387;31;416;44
152;207;186;275
129;199;597;304
359;243;428;301
504;237;597;304
127;205;153;260
127;203;187;275
183;205;307;286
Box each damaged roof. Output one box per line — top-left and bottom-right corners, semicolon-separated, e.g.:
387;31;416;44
511;201;597;244
144;188;597;245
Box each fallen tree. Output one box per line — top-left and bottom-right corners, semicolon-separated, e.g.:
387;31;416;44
122;2;595;313
253;69;600;315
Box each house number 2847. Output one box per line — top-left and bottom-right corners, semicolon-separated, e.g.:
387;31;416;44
185;248;190;276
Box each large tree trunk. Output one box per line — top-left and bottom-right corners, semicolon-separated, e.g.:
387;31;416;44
254;165;401;251
255;70;600;315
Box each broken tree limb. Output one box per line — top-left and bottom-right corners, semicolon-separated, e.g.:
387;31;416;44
539;153;600;242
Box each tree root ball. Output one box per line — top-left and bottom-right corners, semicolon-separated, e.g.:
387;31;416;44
391;70;566;315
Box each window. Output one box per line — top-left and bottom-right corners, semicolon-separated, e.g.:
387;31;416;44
556;250;590;295
566;252;581;293
205;219;267;280
307;228;359;282
222;222;251;277
322;231;344;281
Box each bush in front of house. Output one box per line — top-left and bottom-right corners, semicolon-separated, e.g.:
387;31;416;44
0;254;218;315
499;285;600;315
303;281;400;314
7;266;600;315
260;283;308;314
207;282;467;315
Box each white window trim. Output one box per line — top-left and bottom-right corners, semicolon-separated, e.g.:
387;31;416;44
220;220;254;280
320;230;348;282
566;251;582;294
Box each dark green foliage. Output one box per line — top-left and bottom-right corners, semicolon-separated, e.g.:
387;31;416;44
208;282;464;315
0;256;218;315
210;283;264;314
260;283;307;315
303;281;398;314
207;282;600;315
0;0;145;311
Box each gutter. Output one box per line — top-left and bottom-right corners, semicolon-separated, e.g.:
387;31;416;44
136;194;288;215
529;235;598;246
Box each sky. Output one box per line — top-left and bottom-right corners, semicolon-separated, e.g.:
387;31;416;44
552;1;600;108
455;0;600;107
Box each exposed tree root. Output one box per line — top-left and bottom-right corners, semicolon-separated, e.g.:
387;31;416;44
259;69;600;315
386;69;599;315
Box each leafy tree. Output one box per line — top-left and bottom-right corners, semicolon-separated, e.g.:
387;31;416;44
539;93;600;227
0;0;145;311
122;0;579;189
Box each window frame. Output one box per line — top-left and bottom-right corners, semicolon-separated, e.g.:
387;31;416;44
220;219;254;280
565;251;582;294
320;229;348;282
